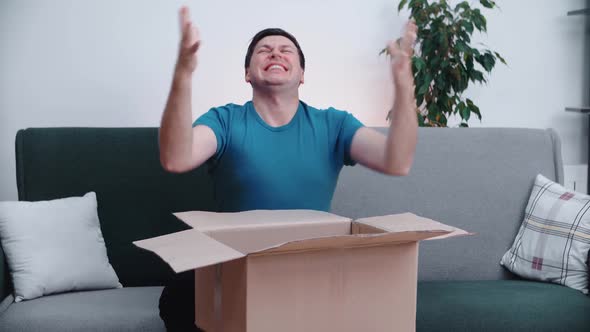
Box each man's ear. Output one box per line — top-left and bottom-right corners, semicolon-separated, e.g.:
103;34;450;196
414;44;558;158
245;69;251;83
300;71;305;85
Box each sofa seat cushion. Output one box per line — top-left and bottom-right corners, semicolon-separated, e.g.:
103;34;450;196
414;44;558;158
0;286;165;332
417;280;590;332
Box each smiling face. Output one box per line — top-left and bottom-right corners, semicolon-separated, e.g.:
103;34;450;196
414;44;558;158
245;35;305;91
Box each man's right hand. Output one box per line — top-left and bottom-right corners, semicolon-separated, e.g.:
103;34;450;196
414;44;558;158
159;6;216;174
176;6;201;75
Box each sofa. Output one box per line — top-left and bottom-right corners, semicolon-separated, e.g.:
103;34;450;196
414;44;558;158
0;126;588;331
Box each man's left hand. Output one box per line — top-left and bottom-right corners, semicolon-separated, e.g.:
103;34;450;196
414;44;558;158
387;21;418;102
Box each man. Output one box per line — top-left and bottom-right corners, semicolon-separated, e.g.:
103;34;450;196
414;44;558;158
158;6;418;331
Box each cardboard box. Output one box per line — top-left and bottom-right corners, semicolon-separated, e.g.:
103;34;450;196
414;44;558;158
134;210;469;332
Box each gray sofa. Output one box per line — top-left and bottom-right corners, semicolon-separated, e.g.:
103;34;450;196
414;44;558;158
0;127;588;331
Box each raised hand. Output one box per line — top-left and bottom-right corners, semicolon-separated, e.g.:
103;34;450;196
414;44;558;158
176;6;201;75
387;20;418;101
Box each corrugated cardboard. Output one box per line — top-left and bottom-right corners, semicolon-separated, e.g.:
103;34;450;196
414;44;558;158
134;210;470;332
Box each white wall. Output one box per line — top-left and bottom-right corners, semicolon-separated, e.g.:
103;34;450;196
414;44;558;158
0;0;587;201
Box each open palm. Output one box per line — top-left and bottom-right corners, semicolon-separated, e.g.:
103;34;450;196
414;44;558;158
176;6;201;74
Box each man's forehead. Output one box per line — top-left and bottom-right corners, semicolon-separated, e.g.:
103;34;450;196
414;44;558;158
255;35;297;48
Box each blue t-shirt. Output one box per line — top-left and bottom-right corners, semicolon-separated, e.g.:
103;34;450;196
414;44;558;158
193;100;364;212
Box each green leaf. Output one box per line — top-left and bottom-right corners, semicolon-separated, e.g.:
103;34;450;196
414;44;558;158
437;31;446;45
435;74;447;93
455;101;466;115
465;53;474;71
462;20;474;34
422;38;434;57
412;57;426;72
476;52;496;73
455;40;468;53
409;0;425;9
479;0;494;9
418;73;432;95
459;123;469;127
472;9;487;32
431;56;442;68
454;1;470;13
416;93;425;107
470;70;484;82
469;102;482;120
484;53;496;71
427;104;439;123
494;51;507;65
398;0;409;11
458;30;471;43
460;103;471;121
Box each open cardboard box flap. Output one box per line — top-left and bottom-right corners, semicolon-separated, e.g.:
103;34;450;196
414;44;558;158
133;210;470;273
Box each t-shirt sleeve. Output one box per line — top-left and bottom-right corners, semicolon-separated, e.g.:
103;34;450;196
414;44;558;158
328;108;364;166
192;105;231;160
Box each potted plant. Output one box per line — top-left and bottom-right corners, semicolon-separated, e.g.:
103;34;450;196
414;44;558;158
385;0;506;127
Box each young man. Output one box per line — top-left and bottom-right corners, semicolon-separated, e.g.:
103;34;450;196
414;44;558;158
158;6;418;331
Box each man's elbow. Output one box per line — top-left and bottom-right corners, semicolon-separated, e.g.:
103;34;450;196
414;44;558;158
382;160;413;176
385;166;411;177
160;157;190;174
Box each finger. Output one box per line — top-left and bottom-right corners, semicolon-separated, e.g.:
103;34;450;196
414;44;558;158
400;22;417;52
179;6;190;30
179;7;191;44
181;21;193;47
188;40;201;54
184;25;200;49
400;32;417;53
387;39;403;58
191;25;200;44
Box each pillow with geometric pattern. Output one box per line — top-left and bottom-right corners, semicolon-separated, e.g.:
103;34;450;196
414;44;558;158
500;174;590;294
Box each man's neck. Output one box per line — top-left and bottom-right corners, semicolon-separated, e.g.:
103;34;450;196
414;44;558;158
252;89;300;127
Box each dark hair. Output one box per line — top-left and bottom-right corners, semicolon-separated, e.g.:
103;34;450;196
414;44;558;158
244;28;305;70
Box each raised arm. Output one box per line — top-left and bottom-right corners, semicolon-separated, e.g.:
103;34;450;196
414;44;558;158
159;7;217;173
350;21;418;176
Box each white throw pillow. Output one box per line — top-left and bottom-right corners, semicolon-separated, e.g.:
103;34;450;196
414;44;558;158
0;192;121;302
500;174;590;294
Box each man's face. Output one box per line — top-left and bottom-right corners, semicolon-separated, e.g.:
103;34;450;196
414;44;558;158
245;35;304;90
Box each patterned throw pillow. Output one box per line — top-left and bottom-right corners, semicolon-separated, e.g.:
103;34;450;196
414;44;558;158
500;174;590;294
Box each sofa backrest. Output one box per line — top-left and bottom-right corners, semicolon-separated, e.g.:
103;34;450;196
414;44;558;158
13;128;217;288
332;127;563;281
8;126;563;291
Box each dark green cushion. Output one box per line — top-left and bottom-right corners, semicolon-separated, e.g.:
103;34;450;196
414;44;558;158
14;128;216;287
417;280;590;332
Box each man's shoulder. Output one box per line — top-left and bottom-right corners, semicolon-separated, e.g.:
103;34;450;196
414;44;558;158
194;102;248;127
202;102;249;121
301;102;363;132
301;101;349;118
